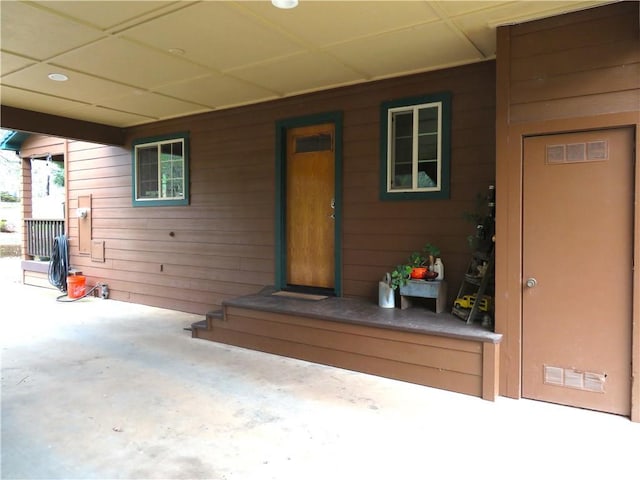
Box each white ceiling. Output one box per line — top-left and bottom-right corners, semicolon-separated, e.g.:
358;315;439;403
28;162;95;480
0;0;613;128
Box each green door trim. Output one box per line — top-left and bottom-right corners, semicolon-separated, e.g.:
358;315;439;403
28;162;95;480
275;111;343;296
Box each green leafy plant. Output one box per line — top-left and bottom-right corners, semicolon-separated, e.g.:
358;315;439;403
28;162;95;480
409;242;441;267
390;264;412;290
389;242;441;290
409;251;426;267
463;186;495;251
0;191;19;202
423;242;441;264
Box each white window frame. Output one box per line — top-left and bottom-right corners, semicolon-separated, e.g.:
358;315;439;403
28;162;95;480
132;133;189;207
387;101;442;193
380;92;451;200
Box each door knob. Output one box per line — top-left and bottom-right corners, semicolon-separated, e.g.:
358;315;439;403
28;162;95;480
525;278;537;288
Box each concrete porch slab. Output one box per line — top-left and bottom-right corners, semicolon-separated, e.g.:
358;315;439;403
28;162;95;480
1;258;638;480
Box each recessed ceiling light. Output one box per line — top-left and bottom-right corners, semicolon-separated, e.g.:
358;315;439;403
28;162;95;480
271;0;298;9
168;48;185;55
48;73;68;82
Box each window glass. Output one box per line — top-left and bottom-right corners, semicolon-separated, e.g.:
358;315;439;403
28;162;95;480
137;146;159;198
391;111;413;190
132;133;189;206
380;93;450;200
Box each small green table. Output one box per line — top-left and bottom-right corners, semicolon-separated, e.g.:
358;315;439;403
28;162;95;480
399;280;447;313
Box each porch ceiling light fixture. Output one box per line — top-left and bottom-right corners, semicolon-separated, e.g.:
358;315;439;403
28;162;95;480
47;73;68;82
271;0;298;9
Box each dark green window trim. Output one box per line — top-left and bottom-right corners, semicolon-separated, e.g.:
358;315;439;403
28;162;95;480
380;92;451;200
132;132;190;207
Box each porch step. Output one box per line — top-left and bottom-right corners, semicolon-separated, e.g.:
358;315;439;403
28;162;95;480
187;319;208;331
189;309;223;338
203;291;502;401
206;309;224;322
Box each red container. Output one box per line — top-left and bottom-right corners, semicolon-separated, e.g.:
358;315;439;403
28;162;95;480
410;267;428;279
67;275;86;299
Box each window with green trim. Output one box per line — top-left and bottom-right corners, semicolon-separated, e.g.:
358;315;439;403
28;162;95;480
380;92;451;200
132;133;189;206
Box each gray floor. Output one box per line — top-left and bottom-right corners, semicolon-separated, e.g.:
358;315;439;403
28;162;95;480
1;257;639;480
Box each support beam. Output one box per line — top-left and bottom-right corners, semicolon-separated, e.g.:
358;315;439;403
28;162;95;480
0;106;125;146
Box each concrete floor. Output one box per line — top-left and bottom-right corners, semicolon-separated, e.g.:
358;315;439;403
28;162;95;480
1;258;639;480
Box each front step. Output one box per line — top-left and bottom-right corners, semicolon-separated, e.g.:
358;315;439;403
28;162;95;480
189;309;223;338
186;319;207;331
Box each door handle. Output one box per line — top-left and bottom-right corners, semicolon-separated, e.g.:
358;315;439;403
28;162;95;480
525;278;537;288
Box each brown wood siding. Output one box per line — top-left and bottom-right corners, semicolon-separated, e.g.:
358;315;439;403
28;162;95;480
196;306;495;399
508;1;640;123
64;61;495;315
495;1;640;421
19;135;65;159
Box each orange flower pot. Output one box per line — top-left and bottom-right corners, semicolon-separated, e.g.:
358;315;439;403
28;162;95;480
410;267;428;279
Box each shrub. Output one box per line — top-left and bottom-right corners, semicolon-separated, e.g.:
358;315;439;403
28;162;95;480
0;191;19;202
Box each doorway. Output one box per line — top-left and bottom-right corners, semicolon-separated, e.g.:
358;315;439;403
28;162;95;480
275;113;342;296
522;128;634;416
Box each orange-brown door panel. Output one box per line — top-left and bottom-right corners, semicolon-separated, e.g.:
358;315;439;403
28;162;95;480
286;124;335;290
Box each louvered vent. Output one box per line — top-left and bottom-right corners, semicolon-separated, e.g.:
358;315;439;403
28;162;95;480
546;140;608;164
544;365;606;392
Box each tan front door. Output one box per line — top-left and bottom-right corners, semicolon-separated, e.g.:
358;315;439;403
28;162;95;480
522;128;633;416
285;123;335;291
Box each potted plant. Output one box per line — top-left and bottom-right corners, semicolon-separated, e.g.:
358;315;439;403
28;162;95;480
463;186;495;253
408;243;441;279
408;251;428;279
422;242;441;267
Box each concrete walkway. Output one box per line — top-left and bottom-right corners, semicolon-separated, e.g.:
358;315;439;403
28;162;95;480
1;257;639;480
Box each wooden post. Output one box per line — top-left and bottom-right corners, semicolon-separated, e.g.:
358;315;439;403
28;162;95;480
482;341;500;401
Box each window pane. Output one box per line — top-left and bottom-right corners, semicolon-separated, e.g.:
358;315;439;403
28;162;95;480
418;106;438;134
417;106;439;189
394;111;412;137
418;161;438;188
418;133;438;161
159;141;184;199
137;146;158;198
391;111;413;190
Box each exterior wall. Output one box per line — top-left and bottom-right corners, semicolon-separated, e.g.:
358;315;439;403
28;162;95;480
65;61;495;315
495;1;640;420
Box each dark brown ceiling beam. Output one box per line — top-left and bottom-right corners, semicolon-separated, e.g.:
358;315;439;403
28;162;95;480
0;105;126;146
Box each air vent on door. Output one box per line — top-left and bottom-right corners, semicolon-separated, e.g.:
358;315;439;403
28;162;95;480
546;140;608;165
544;365;606;392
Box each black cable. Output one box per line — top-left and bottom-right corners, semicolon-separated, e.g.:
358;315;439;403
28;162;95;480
48;234;69;292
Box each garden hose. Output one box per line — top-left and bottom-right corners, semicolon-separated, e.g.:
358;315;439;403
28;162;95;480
48;234;69;292
47;234;109;302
